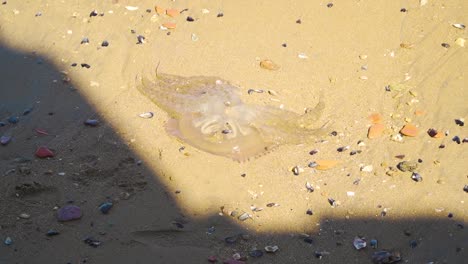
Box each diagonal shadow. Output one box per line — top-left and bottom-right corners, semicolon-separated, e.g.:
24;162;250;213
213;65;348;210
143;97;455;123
0;43;466;264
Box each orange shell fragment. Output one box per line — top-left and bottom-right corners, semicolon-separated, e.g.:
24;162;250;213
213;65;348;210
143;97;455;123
166;9;179;17
162;22;176;29
368;123;385;139
400;123;418;137
316;160;340;170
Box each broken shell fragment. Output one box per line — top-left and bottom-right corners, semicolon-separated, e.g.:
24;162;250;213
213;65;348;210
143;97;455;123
166;9;179;17
35;146;55;158
162;22;176;29
238;212;251;221
455;38;466;47
368;124;385;139
411;172;423;182
139;112;154;119
265;245;279;253
452;23;466;29
400;123;418;137
259;59;280;70
353;237;367;250
305;182;314;192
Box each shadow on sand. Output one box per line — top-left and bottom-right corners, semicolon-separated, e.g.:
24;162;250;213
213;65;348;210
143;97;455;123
0;44;466;264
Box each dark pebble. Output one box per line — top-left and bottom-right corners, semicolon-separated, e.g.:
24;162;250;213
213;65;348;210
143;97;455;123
411;172;423;182
130;29;136;34
409;240;418;248
439;144;445;149
328;198;336;206
249;250;263;258
71;63;77;67
84;119;99;126
46;230;60;236
448;213;453;218
452;136;461;144
417;158;423;163
306;209;313;215
330;131;338;136
57;205;82;222
137;35;145;44
81;37;89;44
240;173;246;177
89;10;98;17
308;162;317;168
217;12;223;17
0;122;5;127
22;107;33;115
224;235;238;244
385;85;391;91
464;185;468;193
83;237;101;247
98;202;113;214
2;1;6;5
455;119;464;126
350;150;361;155
441;43;450;48
327;3;333;8
337;146;348;152
101;40;109;47
8;116;19;124
400;8;407;12
186;16;194;22
427;128;438;137
145;9;151;13
81;63;91;68
314;251;324;259
303;237;313;244
296;19;301;24
463;138;468;143
309;149;319;155
35;12;42;17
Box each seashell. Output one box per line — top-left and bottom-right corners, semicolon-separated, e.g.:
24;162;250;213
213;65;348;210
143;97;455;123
305;182;314;192
264;245;279;253
259;59;280;70
353;237;366;250
35;146;55;158
400;123;418;137
139;112;154;119
452;23;466;29
125;6;139;11
238;212;251;221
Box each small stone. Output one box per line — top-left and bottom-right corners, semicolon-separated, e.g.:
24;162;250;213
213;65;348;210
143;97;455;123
81;63;91;68
137;35;146;44
315;160;339;170
291;166;302;175
259;59;280;70
464;185;468;193
360;165;373;172
327;3;334;8
328;198;337;207
296;19;301;24
452;136;461;144
139;112;154;119
441;43;450;48
99;202;113;214
265;245;279;253
101;40;109;47
397;161;418;172
238;212;251;221
455;38;466;47
57;205;82;221
306;209;313;215
249;249;263;258
1;135;11;145
7;116;19;124
305;182;314;192
370;239;378;249
400;123;418;137
35;146;55;158
427;128;444;138
186;16;194;22
89;10;98;17
309;149;319;155
84;119;99;126
303;237;313;244
353;237;366;250
224;235;238;244
19;213;30;219
411;172;423;182
4;237;12;245
452;23;466;29
46;230;60;236
337;146;349;152
83;237;101;247
455;118;464;126
81;37;89;44
298;53;308;59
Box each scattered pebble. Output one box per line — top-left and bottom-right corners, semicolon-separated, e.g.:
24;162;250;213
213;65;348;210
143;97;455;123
83;237;101;247
370;239;378;248
7;116;19;124
84;119;99;126
125;6;139;11
361;165;373;172
19;213;30;219
81;63;91;68
249;249;263;258
455;118;464;126
353;237;366;250
35;146;55;158
46;230;60;236
57;205;82;222
81;37;89;44
4;237;12;245
464;185;468;193
186;16;194;22
411;172;423;182
306;209;313;215
89;10;98;17
305;182;314;192
238;212;251;221
298;53;308;59
137;35;146;44
452;136;461;144
264;245;279;253
372;250;401;264
139;112;154;119
1;135;11;145
309;149;319;155
427;128;444;138
207;256;217;263
400;123;418;137
397;161;418;172
217;12;224;17
455;37;466;47
99;202;113;214
101;40;109;47
441;43;450;48
327;3;334;8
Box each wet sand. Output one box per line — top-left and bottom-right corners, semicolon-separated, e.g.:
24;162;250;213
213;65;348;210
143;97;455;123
0;0;467;263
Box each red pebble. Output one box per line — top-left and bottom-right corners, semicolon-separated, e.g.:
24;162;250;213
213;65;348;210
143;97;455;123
35;146;55;158
207;256;218;263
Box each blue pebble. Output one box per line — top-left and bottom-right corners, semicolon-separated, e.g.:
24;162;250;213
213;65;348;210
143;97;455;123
99;202;113;214
23;107;33;115
7;116;19;124
84;119;99;127
4;237;12;245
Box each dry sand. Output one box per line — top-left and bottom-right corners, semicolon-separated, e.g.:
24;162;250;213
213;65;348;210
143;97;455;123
0;0;467;263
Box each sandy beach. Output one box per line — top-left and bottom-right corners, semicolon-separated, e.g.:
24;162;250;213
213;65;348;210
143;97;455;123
0;0;466;263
